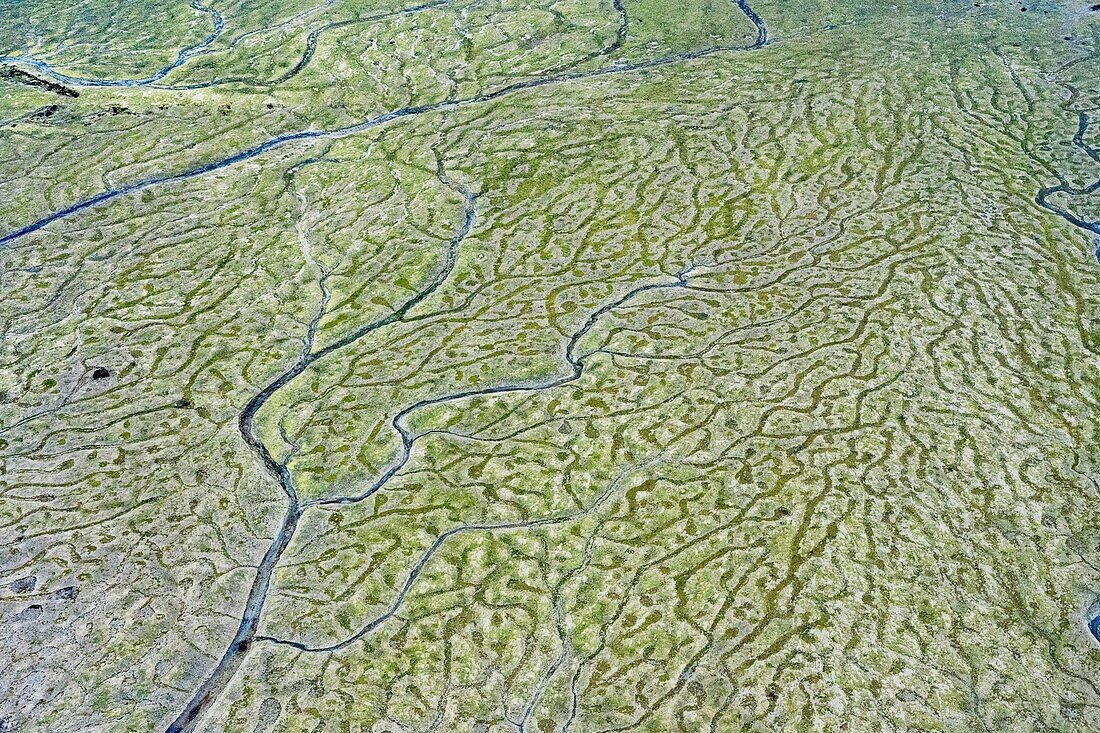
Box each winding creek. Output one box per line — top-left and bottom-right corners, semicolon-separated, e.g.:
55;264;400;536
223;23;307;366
152;0;455;91
0;0;765;248
0;0;224;88
1035;112;1100;247
164;168;475;732
1;0;457;92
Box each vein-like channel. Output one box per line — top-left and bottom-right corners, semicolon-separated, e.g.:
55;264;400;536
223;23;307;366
0;0;767;248
258;269;701;655
0;0;224;88
144;2;768;728
163;170;476;733
1035;112;1100;247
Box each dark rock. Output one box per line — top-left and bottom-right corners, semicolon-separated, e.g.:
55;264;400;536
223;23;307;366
12;604;43;622
91;367;110;380
0;65;78;97
10;576;36;593
54;586;78;601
